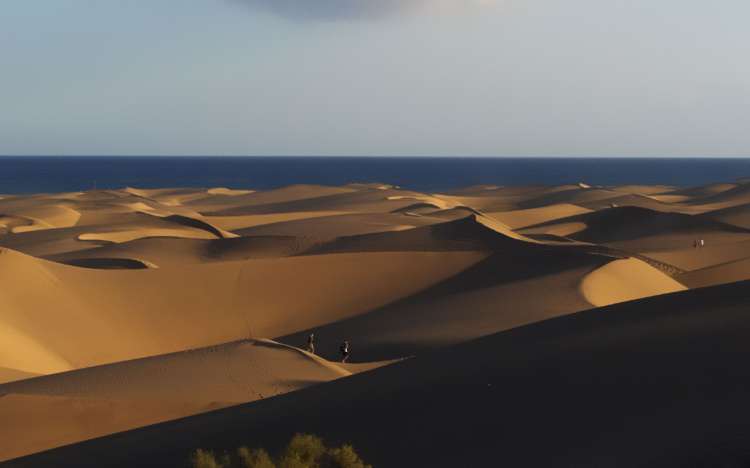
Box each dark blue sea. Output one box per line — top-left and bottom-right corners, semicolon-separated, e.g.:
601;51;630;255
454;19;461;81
0;157;748;194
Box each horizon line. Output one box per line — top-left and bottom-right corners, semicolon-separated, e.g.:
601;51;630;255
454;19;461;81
2;155;750;159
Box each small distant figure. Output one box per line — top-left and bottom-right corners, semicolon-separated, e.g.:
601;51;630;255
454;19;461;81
306;333;315;354
340;340;350;363
700;239;705;248
693;239;698;248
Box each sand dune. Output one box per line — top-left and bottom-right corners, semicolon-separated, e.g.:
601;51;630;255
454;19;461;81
698;202;750;229
13;280;750;468
681;181;750;209
307;214;534;256
0;395;213;463
517;186;622;209
206;188;438;216
277;250;603;361
436;185;583;211
577;193;695;212
45;236;315;267
0;368;40;385
675;256;750;288
660;182;737;199
278;249;688;362
76;209;238;243
0;215;33;233
643;237;750;271
0;339;378;461
5;205;81;233
0;209;225;258
0;246;485;375
486;203;592;229
580;257;687;307
0;339;351;402
125;187;250;207
194;185;360;215
125;187;254;207
521;206;750;252
78;227;220;243
203;211;346;231
233;212;437;238
5;181;750;467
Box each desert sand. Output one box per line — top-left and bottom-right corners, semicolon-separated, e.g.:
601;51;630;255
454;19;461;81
3;180;750;466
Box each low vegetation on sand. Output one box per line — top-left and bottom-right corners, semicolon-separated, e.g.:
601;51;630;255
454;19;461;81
190;433;371;468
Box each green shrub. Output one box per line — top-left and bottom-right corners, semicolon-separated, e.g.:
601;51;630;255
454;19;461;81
323;444;371;468
278;433;326;468
191;449;224;468
237;446;276;468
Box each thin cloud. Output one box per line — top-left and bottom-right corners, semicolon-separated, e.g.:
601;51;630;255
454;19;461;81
232;0;496;20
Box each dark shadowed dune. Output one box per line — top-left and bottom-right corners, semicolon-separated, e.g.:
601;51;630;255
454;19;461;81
7;280;750;468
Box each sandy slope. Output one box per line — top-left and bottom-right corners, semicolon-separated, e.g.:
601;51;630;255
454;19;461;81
0;340;379;461
0;247;486;375
11;280;750;468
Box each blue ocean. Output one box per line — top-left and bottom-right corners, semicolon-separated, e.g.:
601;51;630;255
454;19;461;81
0;157;748;194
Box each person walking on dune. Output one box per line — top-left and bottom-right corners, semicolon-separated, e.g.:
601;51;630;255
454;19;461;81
306;333;315;354
340;340;350;363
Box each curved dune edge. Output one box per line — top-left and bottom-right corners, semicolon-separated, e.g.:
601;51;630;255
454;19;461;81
129;209;240;239
580;258;687;308
9;205;82;233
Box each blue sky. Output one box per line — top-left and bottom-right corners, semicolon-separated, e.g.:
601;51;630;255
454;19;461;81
2;1;749;156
